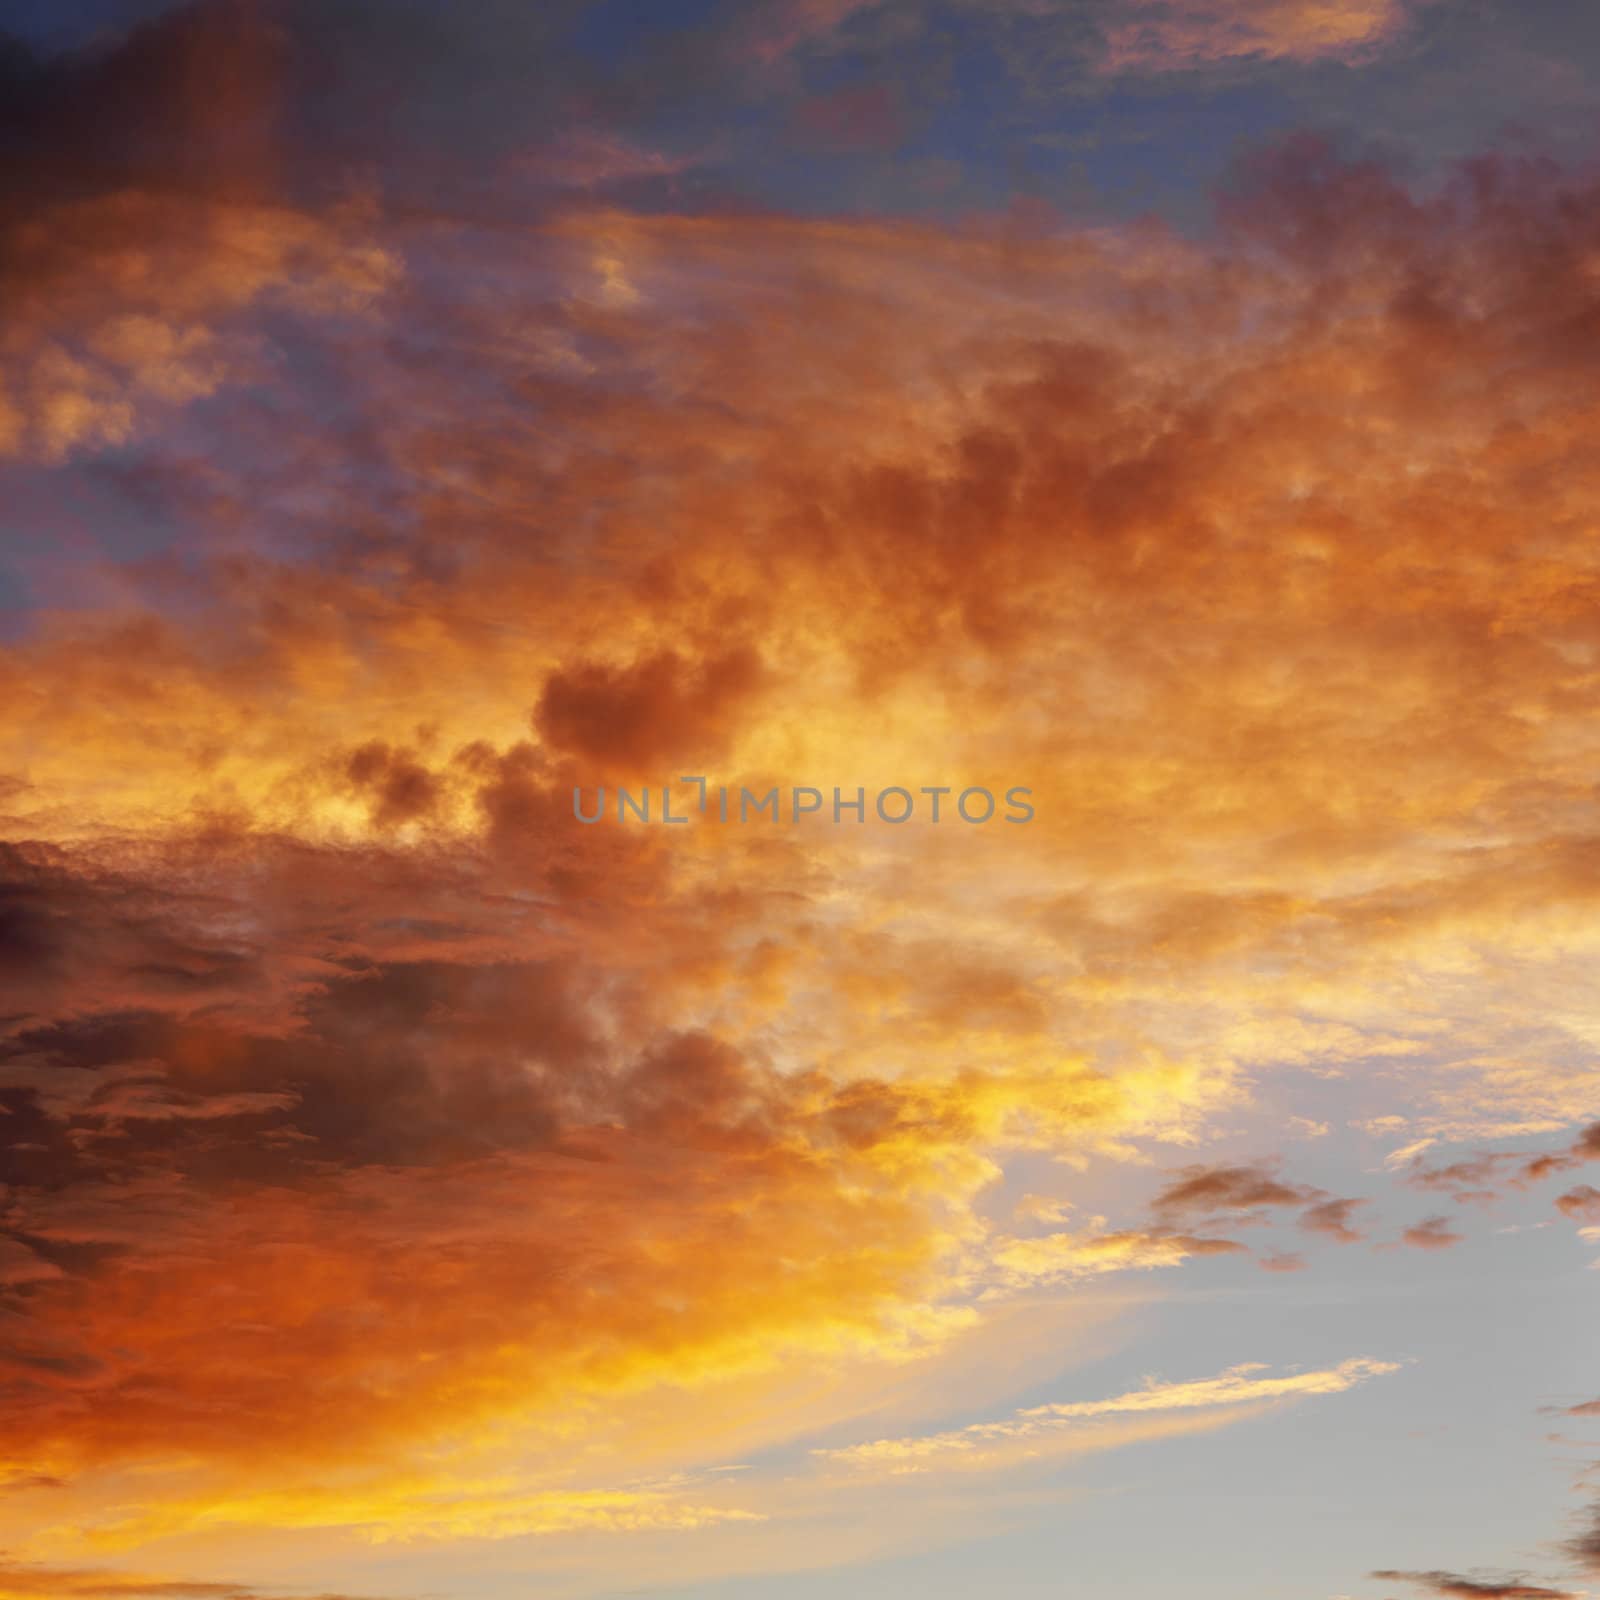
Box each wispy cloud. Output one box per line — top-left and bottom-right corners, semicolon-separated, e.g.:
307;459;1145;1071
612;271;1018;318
1098;0;1430;71
815;1357;1400;1473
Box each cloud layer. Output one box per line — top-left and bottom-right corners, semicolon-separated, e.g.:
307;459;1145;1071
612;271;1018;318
1;3;1598;1598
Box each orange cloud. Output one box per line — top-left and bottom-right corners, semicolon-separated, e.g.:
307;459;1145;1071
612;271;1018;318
1399;1215;1465;1251
7;118;1600;1592
1098;0;1428;71
0;1559;390;1599
0;6;395;465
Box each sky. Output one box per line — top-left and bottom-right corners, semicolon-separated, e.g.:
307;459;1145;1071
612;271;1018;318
0;2;1599;1598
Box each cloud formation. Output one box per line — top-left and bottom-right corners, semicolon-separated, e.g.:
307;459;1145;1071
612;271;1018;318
816;1357;1398;1473
0;1557;390;1600
1371;1574;1577;1600
0;4;1597;1596
1098;0;1428;71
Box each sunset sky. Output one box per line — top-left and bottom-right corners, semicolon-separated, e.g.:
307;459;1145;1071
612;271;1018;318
2;2;1599;1598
